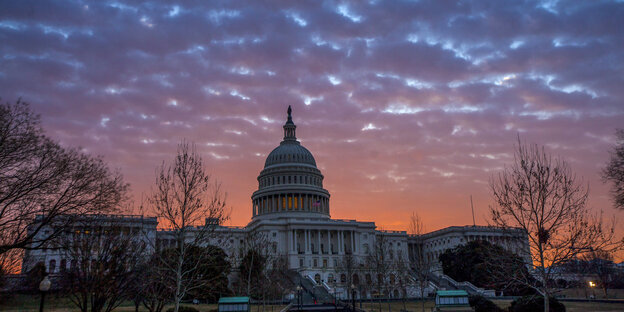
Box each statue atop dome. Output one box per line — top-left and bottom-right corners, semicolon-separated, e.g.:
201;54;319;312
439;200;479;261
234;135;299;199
283;105;296;140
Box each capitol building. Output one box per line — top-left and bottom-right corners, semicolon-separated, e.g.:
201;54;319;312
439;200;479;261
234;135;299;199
23;107;529;298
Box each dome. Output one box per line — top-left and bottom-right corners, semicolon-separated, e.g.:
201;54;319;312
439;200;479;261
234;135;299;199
251;105;330;220
264;141;316;168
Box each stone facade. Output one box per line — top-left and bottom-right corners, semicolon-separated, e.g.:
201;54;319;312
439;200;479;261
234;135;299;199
22;107;530;298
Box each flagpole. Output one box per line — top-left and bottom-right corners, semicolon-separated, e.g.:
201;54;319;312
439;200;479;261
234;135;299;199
470;195;476;227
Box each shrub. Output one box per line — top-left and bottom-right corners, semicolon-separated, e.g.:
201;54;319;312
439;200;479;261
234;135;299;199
166;306;200;312
468;295;504;312
509;295;565;312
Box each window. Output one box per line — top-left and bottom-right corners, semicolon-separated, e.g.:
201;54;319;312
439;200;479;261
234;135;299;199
49;259;56;273
313;259;318;267
299;258;304;267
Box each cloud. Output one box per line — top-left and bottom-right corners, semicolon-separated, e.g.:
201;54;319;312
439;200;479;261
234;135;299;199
1;0;623;232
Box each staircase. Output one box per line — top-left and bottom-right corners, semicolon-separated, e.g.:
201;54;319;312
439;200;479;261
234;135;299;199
425;272;495;296
286;270;335;305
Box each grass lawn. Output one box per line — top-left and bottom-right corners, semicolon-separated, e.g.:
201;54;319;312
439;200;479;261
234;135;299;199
362;300;624;312
0;294;286;312
3;294;624;312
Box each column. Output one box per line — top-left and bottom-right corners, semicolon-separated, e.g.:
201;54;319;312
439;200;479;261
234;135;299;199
305;230;310;254
278;194;282;211
339;231;344;254
317;230;321;254
303;194;307;211
327;229;331;254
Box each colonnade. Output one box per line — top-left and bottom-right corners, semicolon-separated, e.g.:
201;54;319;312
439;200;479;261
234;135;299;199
253;193;329;216
288;229;357;255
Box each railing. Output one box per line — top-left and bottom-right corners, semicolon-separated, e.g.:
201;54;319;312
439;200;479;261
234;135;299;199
321;281;332;292
279;303;292;312
436;273;495;296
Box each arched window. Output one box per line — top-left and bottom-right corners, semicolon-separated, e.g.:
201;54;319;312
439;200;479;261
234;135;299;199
315;274;321;284
353;274;360;285
49;259;56;273
60;259;67;272
390;274;395;284
328;273;335;283
366;274;372;285
340;274;346;283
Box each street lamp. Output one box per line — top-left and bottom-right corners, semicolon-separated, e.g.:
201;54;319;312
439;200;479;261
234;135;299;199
39;275;51;312
350;284;356;311
331;280;337;312
296;285;302;311
588;281;596;299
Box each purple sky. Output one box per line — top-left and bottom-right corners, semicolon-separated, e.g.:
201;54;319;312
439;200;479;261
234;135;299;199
1;0;623;237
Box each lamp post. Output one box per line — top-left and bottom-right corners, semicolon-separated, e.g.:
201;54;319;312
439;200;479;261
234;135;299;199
350;284;356;311
589;281;596;299
358;285;362;309
296;285;302;311
331;280;337;312
39;275;51;312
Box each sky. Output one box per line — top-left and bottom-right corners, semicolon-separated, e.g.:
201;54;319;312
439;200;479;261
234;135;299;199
1;0;623;235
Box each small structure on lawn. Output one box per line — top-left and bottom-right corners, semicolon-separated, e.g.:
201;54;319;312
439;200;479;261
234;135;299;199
434;290;473;311
218;297;250;312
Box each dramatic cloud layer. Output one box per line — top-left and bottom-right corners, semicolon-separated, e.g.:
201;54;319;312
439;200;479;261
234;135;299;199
1;0;623;232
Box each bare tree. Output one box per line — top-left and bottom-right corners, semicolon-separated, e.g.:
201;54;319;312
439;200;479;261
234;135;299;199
149;141;228;312
366;232;392;312
489;138;623;312
408;212;431;312
59;215;148;312
338;252;357;302
135;254;173;312
581;250;617;298
603;129;624;210
237;230;271;298
0;99;127;258
392;253;410;312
